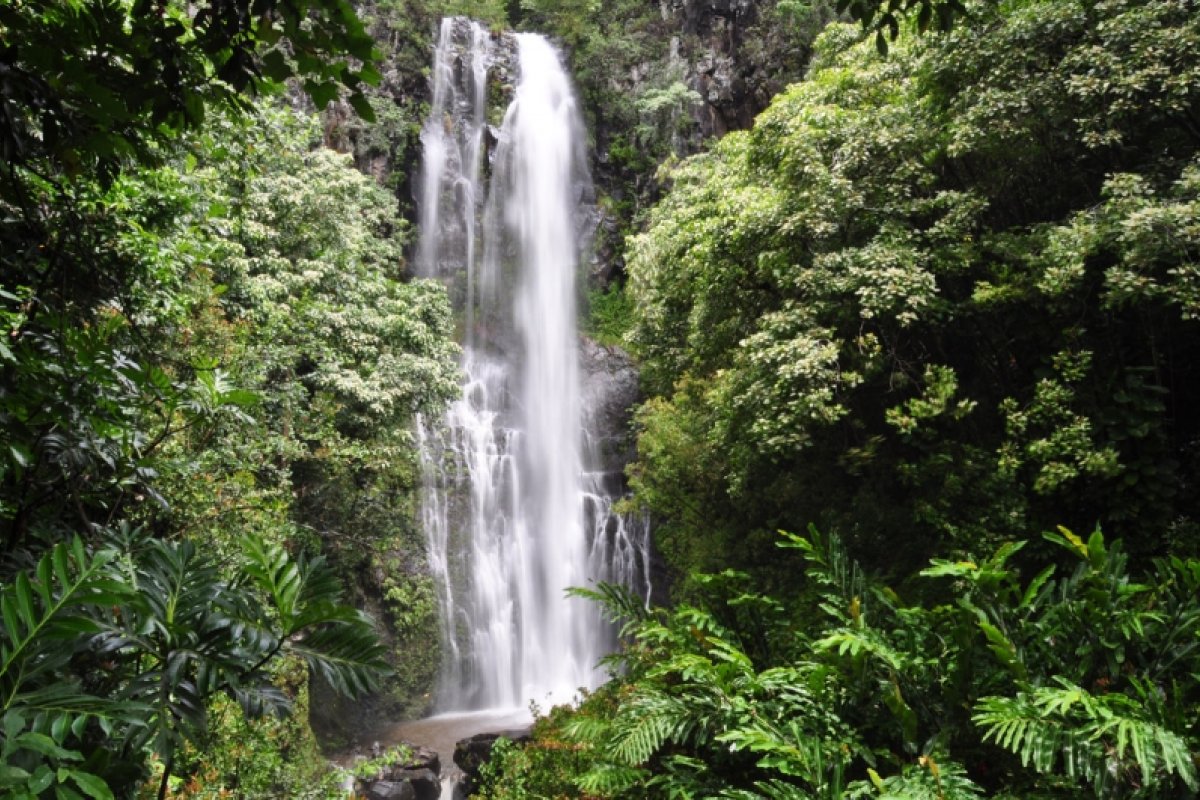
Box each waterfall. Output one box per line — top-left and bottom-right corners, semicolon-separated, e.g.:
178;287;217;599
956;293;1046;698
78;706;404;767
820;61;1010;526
415;19;651;714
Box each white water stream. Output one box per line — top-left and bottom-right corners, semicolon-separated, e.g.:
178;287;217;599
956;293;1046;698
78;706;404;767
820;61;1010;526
415;19;651;718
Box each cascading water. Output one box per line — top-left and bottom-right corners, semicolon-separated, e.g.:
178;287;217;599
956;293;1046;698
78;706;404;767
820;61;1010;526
415;19;651;715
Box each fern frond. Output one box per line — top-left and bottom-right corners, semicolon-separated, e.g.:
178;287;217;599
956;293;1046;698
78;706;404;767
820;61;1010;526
870;755;985;800
569;582;650;630
607;689;695;765
735;778;813;799
973;693;1073;775
813;627;905;671
1092;706;1197;790
974;683;1199;792
779;526;866;614
575;761;647;795
561;712;610;744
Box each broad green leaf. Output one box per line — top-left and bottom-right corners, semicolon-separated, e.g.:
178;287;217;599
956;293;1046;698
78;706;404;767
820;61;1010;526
68;770;114;800
0;764;32;784
14;732;81;761
348;91;376;122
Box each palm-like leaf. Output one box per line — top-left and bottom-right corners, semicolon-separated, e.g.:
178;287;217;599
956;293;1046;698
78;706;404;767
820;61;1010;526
85;532;387;783
974;679;1198;793
0;539;143;799
1;539;132;705
242;536;389;696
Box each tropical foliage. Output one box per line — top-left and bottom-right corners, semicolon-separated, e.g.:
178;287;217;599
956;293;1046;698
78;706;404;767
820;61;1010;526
625;0;1200;588
0;530;391;797
482;528;1200;799
6;0;1200;795
0;0;460;794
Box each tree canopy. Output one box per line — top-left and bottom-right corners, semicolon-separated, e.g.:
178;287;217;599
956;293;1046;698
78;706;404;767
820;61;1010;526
625;0;1200;582
0;0;379;182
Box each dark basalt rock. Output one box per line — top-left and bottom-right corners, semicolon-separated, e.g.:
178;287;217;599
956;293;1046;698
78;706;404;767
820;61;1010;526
366;780;417;800
580;337;641;472
355;741;443;800
386;768;440;800
393;744;442;776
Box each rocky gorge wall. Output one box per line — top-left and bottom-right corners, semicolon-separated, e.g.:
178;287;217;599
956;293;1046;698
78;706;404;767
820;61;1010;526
657;0;822;140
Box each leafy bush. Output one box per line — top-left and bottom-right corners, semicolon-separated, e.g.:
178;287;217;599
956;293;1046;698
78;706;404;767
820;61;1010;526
583;283;636;348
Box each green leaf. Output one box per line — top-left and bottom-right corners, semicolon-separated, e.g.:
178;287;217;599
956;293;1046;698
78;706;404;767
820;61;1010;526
55;783;85;800
989;540;1026;569
348;91;376;123
1044;526;1088;557
0;764;32;784
358;62;381;86
976;620;1026;679
68;771;114;800
1019;565;1056;609
1085;528;1107;568
14;573;36;631
219;388;259;407
29;765;54;794
14;732;82;761
50;714;68;742
303;79;339;109
261;49;293;82
2;597;21;644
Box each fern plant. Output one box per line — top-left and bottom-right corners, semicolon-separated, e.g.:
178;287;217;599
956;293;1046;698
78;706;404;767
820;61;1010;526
925;526;1200;797
0;538;142;800
565;582;857;799
847;754;986;800
0;530;390;799
974;679;1197;794
493;527;1200;800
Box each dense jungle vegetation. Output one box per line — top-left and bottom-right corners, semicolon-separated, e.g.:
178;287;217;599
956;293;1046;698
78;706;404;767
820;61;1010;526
2;0;1199;797
477;0;1200;798
0;1;461;796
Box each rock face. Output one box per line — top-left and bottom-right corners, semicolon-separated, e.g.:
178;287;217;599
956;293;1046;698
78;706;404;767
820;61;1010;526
661;0;821;142
581;337;641;472
355;743;443;800
452;729;533;795
663;0;763;138
366;781;417;800
391;769;440;800
581;0;825;283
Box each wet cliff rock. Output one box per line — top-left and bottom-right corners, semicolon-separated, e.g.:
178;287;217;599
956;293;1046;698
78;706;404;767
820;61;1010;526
575;0;829;282
661;0;809;139
581;336;641;472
